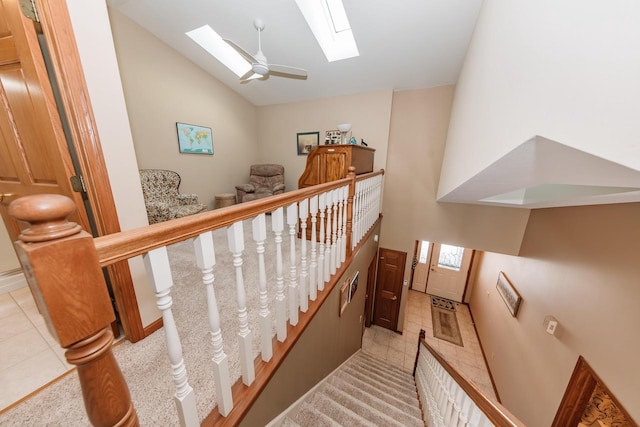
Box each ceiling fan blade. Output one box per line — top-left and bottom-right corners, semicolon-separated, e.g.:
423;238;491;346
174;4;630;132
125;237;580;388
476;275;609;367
239;69;255;81
240;73;268;84
269;64;308;80
223;39;257;64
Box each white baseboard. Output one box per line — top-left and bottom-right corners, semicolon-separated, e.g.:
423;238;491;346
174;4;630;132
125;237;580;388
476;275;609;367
0;269;27;294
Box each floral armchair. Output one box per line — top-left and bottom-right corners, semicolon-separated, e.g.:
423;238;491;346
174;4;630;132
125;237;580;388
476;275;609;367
139;169;207;224
235;164;285;203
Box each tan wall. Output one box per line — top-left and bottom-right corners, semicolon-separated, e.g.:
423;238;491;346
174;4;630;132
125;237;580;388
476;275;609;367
470;203;640;426
108;10;259;209
241;223;380;426
257;90;392;192
439;0;640;198
0;224;19;272
380;86;531;330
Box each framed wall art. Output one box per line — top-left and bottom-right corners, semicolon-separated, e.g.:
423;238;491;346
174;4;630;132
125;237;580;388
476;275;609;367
297;131;319;155
339;279;349;316
176;122;213;155
496;271;522;317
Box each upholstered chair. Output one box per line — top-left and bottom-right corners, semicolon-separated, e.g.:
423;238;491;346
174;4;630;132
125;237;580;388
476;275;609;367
235;164;285;203
139;169;207;224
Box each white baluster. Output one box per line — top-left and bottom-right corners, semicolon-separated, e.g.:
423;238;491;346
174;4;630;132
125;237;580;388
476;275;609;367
309;195;318;300
193;232;233;417
252;214;272;362
287;203;299;325
271;207;287;342
318;193;326;290
341;186;348;262
324;191;332;283
143;248;199;427
227;221;255;386
352;182;361;249
335;189;343;270
298;198;309;312
330;189;338;275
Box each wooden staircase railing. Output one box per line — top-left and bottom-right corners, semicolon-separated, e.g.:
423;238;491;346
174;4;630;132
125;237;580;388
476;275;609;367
413;329;525;427
8;167;384;426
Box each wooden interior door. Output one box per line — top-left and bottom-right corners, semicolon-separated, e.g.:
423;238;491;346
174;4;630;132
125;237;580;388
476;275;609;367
0;0;90;239
373;248;406;331
426;243;472;302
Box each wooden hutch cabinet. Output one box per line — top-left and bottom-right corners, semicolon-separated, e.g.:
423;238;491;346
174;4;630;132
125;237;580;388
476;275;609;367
298;144;375;188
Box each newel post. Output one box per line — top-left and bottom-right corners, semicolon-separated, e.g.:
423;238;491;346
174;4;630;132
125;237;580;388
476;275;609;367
9;195;138;427
345;166;356;257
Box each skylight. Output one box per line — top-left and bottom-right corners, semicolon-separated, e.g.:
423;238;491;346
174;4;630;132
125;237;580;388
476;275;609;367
186;25;251;77
295;0;359;62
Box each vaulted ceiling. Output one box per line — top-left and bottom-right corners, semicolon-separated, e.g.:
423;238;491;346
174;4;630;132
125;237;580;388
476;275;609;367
109;0;483;106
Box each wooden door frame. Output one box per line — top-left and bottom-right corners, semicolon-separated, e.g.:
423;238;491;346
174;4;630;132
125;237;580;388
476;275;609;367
408;240;418;290
364;251;377;328
30;0;145;342
552;356;635;426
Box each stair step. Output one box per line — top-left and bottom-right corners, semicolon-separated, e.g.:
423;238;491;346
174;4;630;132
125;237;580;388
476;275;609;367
311;391;376;427
352;353;416;384
357;351;415;379
334;367;419;407
322;382;416;427
342;363;417;395
281;417;302;427
328;374;422;421
291;402;341;427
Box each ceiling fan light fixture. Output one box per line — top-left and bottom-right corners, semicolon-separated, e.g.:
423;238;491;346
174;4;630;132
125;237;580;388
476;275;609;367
186;25;252;78
295;0;359;62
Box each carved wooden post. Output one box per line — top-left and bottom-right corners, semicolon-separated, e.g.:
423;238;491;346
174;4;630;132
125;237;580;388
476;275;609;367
345;166;356;257
9;194;138;427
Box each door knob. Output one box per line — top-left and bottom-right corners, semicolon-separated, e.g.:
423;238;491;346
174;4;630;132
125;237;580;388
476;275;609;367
0;193;15;202
390;295;397;301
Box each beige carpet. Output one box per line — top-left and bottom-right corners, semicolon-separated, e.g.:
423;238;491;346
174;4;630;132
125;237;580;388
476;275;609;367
431;306;464;347
0;217;297;426
283;351;423;427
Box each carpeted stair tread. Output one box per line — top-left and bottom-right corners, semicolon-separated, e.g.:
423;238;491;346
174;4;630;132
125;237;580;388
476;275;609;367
342;363;417;395
281;417;303;427
324;379;423;427
292;402;341;427
311;391;377;427
349;356;416;388
353;352;416;382
338;365;419;404
357;351;415;380
332;369;420;409
328;374;422;420
335;372;418;406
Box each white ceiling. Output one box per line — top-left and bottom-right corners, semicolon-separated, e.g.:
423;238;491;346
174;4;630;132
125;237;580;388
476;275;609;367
109;0;483;106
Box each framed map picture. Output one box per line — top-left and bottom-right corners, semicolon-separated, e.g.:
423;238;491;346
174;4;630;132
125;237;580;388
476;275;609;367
176;122;213;155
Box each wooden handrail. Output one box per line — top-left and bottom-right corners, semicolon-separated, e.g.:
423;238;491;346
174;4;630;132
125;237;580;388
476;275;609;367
355;168;385;182
94;176;357;266
7;169;385;426
417;331;525;427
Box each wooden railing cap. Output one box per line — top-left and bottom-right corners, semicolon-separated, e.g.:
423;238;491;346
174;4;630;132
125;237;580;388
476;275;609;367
8;194;82;242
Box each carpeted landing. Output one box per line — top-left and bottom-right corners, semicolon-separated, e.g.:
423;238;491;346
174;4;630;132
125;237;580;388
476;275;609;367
282;351;424;427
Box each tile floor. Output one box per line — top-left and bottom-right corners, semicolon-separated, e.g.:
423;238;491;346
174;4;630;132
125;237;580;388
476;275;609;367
362;289;497;400
0;287;73;411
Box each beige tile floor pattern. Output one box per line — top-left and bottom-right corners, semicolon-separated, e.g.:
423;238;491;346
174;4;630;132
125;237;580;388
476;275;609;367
362;289;497;400
0;287;74;411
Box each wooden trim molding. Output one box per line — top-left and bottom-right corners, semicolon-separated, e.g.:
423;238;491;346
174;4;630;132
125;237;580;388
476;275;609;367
33;0;145;342
552;356;637;427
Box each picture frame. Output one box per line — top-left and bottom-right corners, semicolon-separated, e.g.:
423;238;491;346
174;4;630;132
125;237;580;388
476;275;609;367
297;131;319;155
348;271;359;302
325;129;341;145
339;279;349;316
496;271;522;317
176;122;213;155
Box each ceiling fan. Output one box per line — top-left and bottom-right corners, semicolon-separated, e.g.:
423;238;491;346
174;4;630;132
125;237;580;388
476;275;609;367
224;19;308;83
